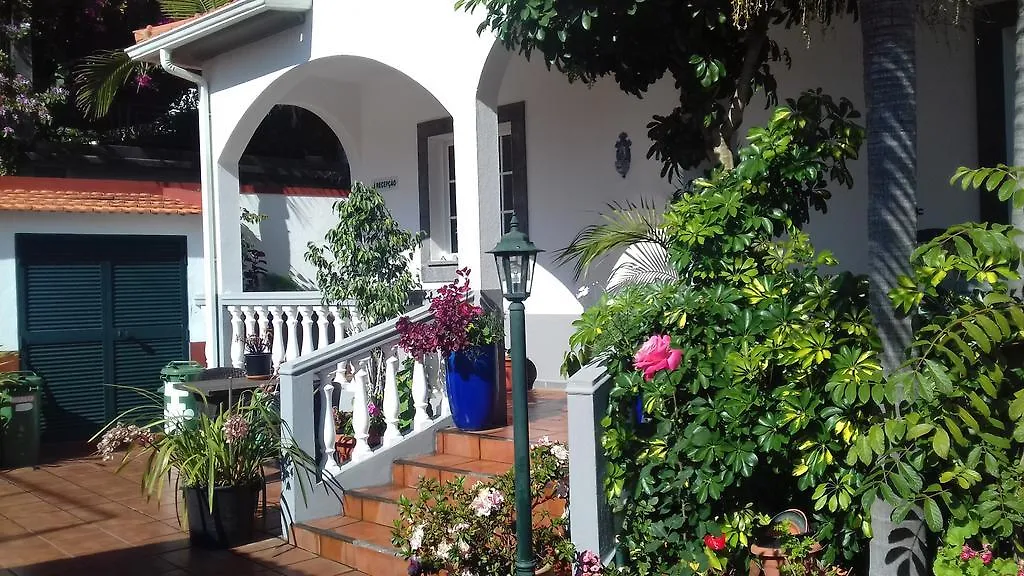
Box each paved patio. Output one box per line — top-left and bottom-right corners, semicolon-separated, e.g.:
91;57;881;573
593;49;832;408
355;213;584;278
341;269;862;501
0;446;361;576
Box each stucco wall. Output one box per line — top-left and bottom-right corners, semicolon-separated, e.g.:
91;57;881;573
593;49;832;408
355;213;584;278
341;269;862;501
0;213;206;352
239;193;339;287
200;6;979;386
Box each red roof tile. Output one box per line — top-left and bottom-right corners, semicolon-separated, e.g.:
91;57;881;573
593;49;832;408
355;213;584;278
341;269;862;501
0;177;202;216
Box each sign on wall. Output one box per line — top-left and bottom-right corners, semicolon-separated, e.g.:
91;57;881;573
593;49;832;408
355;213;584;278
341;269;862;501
372;177;398;191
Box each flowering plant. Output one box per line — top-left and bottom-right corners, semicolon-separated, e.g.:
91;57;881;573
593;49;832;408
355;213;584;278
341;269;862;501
393;438;574;575
94;386;316;512
240;329;273;354
397;268;503;359
934;521;1024;576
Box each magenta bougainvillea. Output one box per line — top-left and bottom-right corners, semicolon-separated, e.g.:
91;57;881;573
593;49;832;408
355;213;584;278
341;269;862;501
397;268;502;359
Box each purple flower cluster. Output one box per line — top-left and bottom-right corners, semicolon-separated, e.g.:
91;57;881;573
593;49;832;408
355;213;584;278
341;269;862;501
397;268;483;359
960;543;997;566
222;414;249;444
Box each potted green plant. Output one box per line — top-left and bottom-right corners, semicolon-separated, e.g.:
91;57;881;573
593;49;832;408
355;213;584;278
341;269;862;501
397;268;505;431
95;387;316;549
241;329;273;379
332;407;356;462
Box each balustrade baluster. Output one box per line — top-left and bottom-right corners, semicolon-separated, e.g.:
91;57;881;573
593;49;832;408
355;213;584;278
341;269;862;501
283;306;299;362
255;305;269;340
228;306;244;368
315;306;329;351
412;359;430;431
269;306;285;370
329;306;344;344
351;361;372;462
437;352;451;418
299;306;314;357
321;374;342;476
241;306;256;345
382;355;401;447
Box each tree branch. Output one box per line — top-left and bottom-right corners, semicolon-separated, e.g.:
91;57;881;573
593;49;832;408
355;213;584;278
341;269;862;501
724;14;771;147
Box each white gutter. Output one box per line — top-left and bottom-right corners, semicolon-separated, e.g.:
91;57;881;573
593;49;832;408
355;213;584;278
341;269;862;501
160;49;222;367
126;0;311;63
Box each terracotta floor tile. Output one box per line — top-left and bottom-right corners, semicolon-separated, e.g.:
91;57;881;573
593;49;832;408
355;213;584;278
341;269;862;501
100;519;182;544
276;556;356;575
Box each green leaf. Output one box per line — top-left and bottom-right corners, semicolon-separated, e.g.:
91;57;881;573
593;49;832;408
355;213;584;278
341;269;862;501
963;322;992;354
923;497;944;532
933;428;951;459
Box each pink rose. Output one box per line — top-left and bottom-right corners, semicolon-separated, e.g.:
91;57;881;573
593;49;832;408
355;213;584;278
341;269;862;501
633;335;683;381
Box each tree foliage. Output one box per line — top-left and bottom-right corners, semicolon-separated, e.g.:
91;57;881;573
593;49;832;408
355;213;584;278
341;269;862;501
564;92;872;574
456;0;854;175
305;182;425;327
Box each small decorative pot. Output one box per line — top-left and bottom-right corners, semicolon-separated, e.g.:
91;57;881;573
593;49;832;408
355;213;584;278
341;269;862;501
446;345;498;431
244;352;272;379
335;435;356;462
183;483;260;549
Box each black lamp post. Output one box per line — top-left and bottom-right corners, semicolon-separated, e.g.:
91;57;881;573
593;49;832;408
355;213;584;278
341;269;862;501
487;215;542;576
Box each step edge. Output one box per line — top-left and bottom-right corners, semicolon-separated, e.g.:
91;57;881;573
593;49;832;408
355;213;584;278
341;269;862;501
393;457;507;479
295;520;402;557
438;428;514;443
345;486;414;504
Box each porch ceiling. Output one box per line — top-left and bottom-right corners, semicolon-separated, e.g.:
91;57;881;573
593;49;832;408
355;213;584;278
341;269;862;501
126;0;311;68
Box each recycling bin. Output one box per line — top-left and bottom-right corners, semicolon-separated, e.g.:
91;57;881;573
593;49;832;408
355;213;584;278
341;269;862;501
0;371;42;468
160;361;204;433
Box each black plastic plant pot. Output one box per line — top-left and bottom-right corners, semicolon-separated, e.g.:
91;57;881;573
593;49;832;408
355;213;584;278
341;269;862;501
244;353;273;379
183;484;259;549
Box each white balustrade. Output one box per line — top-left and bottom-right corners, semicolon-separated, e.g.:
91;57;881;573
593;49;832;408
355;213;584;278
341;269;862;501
242;306;257;342
299;306;314;357
412;359;430;431
255;305;270;339
229;306;244;368
315;306;329;351
321;373;343;477
270;306;285;369
350;363;372;462
382;355;401;447
329;306;344;345
283;306;299;363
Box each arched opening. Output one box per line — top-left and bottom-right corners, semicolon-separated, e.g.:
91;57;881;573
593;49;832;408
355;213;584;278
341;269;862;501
239;104;351;292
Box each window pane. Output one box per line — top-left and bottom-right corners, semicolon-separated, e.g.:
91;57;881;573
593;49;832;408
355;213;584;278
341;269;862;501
450;221;458;253
502;211;514;233
500;134;513;173
501;174;515;214
447;145;456;180
449;182;457;217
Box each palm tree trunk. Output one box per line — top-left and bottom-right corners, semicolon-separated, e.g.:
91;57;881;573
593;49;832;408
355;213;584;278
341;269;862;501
860;0;926;573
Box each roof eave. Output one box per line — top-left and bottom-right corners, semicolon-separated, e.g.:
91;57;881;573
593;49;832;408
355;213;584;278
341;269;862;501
126;0;311;67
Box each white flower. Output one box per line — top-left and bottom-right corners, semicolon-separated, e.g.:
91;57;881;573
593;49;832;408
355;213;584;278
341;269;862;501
550;444;569;463
409;525;424;551
470;487;505;517
535;435;553;447
436;540;452;559
459;539;470;554
575;285;591;299
561;505;569;520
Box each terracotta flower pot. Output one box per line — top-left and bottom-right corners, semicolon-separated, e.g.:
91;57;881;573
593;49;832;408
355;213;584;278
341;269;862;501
748;542;822;576
335;435;356;462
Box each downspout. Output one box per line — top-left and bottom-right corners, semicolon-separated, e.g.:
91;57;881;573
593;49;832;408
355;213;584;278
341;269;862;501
160;49;222;367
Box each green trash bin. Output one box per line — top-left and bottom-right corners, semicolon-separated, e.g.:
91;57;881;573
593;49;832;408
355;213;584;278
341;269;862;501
0;371;42;469
160;361;204;433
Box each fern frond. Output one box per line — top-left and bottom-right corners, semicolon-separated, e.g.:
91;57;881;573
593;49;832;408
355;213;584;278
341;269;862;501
158;0;233;19
555;200;670;281
73;50;142;119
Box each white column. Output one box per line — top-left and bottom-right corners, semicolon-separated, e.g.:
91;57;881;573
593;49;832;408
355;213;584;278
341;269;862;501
315;306;329;351
269;306;285;370
228;306;244;368
453;98;504;298
299;306;314;357
329;305;344;344
284;306;299;363
437;353;451;418
196;84;220;367
382;355;401;447
212;164;243;295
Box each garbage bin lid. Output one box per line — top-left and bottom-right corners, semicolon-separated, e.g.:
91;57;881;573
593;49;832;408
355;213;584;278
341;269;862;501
160;361;206;378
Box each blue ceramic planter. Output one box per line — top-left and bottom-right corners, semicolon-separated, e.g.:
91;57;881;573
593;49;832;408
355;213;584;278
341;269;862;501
446;345;498;431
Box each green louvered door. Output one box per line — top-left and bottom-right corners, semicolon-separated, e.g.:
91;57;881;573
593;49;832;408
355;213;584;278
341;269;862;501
16;235;188;442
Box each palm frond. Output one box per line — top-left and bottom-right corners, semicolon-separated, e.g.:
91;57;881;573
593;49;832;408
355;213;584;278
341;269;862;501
158;0;233;19
555;200;669;281
607;241;678;293
73;50;142;119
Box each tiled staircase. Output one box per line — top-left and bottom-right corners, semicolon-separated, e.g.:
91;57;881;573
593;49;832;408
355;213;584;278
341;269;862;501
291;427;521;576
